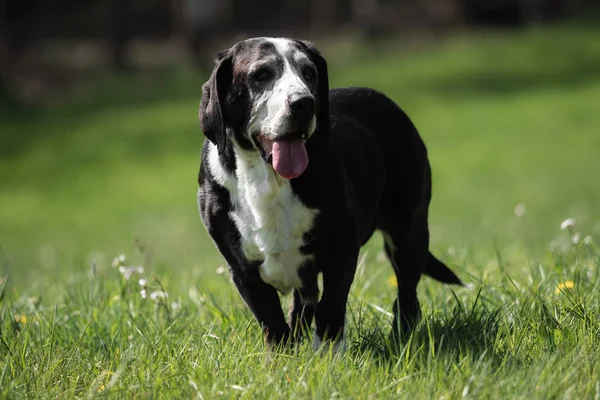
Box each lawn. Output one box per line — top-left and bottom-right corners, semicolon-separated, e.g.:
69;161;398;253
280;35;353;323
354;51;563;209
1;23;600;398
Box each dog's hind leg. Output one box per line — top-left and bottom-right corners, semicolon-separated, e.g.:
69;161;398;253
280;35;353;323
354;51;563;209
379;203;430;339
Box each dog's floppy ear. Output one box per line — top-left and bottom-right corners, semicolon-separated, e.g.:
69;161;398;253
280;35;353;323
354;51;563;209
200;50;233;154
297;40;330;133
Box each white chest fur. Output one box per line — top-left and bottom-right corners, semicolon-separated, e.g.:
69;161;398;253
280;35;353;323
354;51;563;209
207;144;317;294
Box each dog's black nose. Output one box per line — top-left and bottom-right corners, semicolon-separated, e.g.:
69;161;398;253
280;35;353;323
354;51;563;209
288;94;316;116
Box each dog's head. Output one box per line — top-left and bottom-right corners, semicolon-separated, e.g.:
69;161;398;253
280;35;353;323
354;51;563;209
200;37;329;179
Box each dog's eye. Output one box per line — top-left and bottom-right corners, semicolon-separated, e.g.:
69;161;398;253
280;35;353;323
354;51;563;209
251;68;272;82
303;67;316;82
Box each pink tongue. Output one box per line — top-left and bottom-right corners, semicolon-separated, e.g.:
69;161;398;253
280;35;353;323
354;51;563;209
272;139;308;179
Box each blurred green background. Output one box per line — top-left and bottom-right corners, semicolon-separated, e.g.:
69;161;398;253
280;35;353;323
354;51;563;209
1;1;599;299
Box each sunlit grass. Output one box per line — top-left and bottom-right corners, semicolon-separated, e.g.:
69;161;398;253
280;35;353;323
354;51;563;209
1;23;600;398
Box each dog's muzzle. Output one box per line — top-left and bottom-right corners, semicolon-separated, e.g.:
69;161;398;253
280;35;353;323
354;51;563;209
253;94;315;179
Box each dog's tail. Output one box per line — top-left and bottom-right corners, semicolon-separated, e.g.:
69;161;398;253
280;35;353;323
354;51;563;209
424;252;463;285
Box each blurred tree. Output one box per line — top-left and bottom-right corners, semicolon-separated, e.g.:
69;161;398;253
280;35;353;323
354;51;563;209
310;0;337;33
184;0;233;67
170;0;186;39
106;0;132;71
352;0;380;37
1;0;8;100
0;0;597;104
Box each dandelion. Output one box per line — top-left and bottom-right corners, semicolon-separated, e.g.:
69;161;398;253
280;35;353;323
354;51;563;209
555;280;575;295
560;218;576;230
514;204;526;217
150;291;168;300
215;266;226;275
388;275;398;288
14;314;27;324
118;266;144;280
572;232;581;244
584;235;593;245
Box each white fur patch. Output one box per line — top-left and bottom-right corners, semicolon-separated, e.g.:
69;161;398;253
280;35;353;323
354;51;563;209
207;143;318;294
207;142;236;193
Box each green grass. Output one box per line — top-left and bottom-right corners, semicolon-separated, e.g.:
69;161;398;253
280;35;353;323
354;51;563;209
1;23;600;398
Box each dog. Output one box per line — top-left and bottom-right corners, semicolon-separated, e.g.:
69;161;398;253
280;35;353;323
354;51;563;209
197;37;462;351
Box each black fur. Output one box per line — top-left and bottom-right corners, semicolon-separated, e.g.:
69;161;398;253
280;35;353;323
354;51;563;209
198;38;462;349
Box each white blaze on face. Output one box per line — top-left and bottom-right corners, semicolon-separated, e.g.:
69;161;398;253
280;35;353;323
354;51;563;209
247;38;316;139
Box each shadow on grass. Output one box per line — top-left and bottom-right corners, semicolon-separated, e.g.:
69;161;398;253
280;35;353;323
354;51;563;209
351;307;512;367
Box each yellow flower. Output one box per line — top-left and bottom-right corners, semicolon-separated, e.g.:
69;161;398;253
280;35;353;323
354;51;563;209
14;314;27;324
388;275;398;288
97;371;115;392
555;280;575;294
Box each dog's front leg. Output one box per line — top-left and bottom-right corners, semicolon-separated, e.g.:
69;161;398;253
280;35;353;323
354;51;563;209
288;265;319;342
313;250;359;353
230;270;291;348
288;288;317;342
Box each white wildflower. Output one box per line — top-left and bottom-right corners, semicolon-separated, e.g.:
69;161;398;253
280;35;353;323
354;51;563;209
171;302;180;310
560;218;576;230
215;266;226;275
118;266;144;280
150;291;168;300
111;254;127;268
140;289;147;299
138;278;147;287
572;232;581;244
584;235;593;245
514;204;526;217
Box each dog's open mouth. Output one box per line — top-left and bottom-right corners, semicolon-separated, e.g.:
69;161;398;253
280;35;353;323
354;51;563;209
256;134;309;179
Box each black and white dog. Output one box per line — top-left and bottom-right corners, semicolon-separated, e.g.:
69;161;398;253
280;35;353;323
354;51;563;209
198;37;462;351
